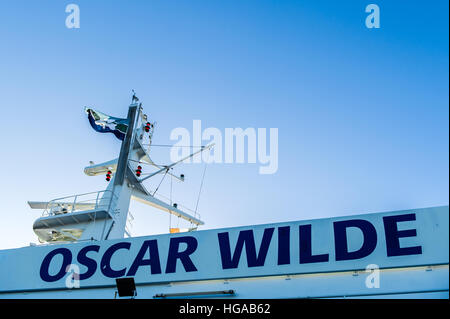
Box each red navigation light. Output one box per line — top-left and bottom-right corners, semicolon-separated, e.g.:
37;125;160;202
106;170;112;182
144;122;151;132
136;165;142;177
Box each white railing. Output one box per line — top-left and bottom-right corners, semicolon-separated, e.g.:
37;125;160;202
42;190;118;217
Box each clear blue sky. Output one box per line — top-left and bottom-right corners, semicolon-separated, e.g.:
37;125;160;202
0;0;448;249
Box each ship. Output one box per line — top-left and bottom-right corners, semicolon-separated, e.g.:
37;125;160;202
0;95;448;299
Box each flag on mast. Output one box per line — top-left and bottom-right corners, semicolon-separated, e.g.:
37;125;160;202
85;107;128;140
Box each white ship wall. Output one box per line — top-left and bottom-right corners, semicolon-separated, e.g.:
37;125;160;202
0;206;448;299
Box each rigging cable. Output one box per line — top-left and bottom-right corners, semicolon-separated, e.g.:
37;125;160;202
152;168;169;197
141;144;205;148
169;174;173;231
192;163;208;228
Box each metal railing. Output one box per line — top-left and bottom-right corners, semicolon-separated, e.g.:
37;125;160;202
42;190;119;217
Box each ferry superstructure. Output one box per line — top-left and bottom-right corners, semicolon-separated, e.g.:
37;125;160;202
0;96;448;299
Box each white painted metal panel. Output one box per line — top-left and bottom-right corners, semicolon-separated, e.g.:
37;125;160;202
0;206;448;298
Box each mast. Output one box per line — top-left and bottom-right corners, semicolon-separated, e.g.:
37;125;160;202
29;95;209;244
100;102;141;240
114;104;139;187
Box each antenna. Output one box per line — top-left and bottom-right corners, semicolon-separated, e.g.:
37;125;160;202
131;89;139;103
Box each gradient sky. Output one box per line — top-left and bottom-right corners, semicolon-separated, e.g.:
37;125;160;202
0;0;448;249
